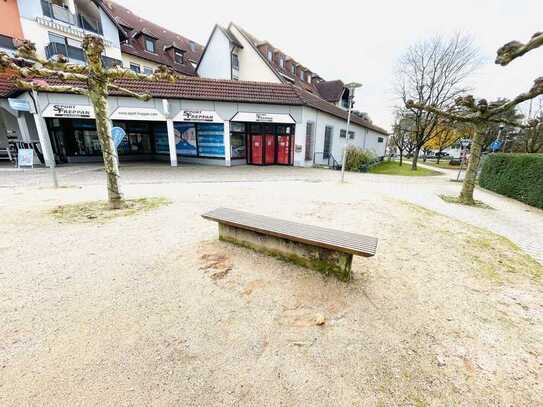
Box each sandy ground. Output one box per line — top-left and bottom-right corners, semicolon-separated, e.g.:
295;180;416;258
1;164;542;406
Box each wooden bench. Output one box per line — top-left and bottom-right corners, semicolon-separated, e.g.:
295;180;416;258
202;208;378;281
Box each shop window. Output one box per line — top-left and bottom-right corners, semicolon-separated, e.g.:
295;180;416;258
130;63;141;73
143;66;153;75
305;122;314;161
323;126;333;159
230;122;245;132
173;122;225;158
230;133;246;159
174;50;184;64
144;35;157;53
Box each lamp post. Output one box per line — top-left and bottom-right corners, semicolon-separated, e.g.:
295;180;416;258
340;82;362;183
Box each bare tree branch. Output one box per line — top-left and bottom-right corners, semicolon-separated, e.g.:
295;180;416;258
15;79;88;96
107;83;151;101
496;32;543;65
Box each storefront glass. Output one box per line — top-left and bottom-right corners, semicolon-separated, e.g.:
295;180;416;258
169;122;225;158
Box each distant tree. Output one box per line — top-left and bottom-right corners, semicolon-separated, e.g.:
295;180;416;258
424;121;462;163
391;111;416;166
0;37;176;209
407;32;542;205
517;96;543;153
394;33;480;170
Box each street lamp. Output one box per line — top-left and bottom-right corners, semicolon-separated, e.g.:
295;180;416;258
340;82;362;183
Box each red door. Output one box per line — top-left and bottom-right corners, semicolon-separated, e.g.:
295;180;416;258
265;135;275;164
251;135;263;164
277;135;290;165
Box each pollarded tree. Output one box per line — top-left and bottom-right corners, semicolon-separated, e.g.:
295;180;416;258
0;37;176;209
407;32;543;205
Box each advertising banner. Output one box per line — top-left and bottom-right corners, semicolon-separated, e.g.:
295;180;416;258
174;123;197;156
196;123;225;157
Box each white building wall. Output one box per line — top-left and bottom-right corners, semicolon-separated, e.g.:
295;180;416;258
300;106;388;166
16;0;122;61
227;25;281;84
196;27;232;80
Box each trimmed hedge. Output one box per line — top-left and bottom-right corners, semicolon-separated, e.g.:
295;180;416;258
479;153;543;209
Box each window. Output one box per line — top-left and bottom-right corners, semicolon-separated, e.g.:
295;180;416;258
231;53;239;70
305;122;314;161
323;126;333;159
144;35;156;53
340;129;355;139
189;41;196;52
267;50;272;61
307;73;311;83
46;33;84;61
279;58;284;68
300;70;304;81
291;64;296;75
143;66;153;75
130;63;141;73
174;50;184;64
378;137;384;143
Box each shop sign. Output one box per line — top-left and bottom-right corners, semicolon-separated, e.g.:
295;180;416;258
8;98;31;112
230;112;296;124
174;110;223;123
42;104;95;118
110;107;166;121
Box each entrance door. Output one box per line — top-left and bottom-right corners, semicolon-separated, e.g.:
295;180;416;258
250;135;263;164
277;135;291;165
264;135;275;164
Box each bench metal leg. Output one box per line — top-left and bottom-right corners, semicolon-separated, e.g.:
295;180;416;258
218;223;353;281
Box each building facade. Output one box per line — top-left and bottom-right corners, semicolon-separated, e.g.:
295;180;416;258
1;76;388;168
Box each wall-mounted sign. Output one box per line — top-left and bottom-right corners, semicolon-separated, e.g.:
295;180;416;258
110;107;165;121
230;112;296;124
42;104;95;118
8;98;32;112
174;110;223;123
111;127;127;148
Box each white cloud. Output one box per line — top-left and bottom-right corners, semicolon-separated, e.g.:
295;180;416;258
116;0;543;130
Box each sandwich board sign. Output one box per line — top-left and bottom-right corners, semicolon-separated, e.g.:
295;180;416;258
17;148;34;168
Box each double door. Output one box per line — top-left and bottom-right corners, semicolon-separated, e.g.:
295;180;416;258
249;134;292;165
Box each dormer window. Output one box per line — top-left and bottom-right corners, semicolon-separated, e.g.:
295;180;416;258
144;35;157;53
267;50;272;61
306;73;311;83
300;70;304;81
189;41;196;52
291;64;296;75
174;50;184;64
279;58;284;68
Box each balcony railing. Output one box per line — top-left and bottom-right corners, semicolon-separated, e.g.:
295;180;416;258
45;42;85;62
41;0;103;34
45;43;122;68
41;0;76;25
0;34;16;50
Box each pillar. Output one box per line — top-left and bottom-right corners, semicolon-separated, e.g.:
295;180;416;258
223;120;231;167
166;119;177;167
16;114;31;142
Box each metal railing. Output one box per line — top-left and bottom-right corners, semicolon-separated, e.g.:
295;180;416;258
313;152;341;170
45;42;85;62
41;0;103;34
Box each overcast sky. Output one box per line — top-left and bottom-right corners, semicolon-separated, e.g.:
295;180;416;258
115;0;542;130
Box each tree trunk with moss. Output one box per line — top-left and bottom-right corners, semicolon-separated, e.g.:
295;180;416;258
84;37;122;209
458;126;484;204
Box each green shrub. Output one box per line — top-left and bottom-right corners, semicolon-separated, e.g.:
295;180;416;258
479;153;543;209
345;146;377;172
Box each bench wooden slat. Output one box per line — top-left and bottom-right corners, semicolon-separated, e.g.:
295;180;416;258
202;208;378;257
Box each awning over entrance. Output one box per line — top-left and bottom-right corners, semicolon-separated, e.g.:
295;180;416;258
230;112;295;124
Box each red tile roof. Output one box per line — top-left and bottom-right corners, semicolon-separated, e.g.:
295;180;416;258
0;73;18;97
0;75;387;135
103;1;204;76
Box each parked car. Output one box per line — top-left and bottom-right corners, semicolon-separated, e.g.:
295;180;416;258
435;152;450;158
